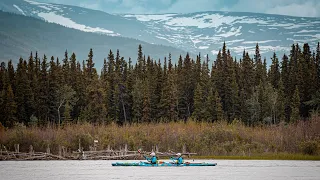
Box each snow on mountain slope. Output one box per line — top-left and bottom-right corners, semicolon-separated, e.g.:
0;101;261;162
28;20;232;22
37;12;120;35
0;11;188;69
1;0;121;36
1;0;320;60
122;12;320;57
13;4;25;15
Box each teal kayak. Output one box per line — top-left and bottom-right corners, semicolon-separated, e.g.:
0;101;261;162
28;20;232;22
112;161;217;167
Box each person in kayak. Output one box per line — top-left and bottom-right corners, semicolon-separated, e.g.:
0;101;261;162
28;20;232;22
144;152;158;164
171;153;184;165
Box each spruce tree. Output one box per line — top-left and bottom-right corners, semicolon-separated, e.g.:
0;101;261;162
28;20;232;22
4;84;17;127
38;54;49;124
210;60;217;90
195;53;201;85
48;56;59;124
69;52;78;120
288;44;298;95
262;57;268;84
159;58;171;121
214;90;224;122
295;45;305;116
281;54;290;94
137;44;145;80
27;52;34;80
230;71;240;121
239;88;248;124
28;52;39;120
15;58;35;124
34;51;40;80
168;59;178;121
163;56;168;81
15;58;25;123
74;61;86;121
269;52;280;89
241;51;255;99
105;50;116;120
254;43;263;86
206;88;223;122
28;51;38;93
214;50;224;111
246;89;261;126
206;88;215;122
80;81;106;124
234;59;241;91
152;60;163;121
291;86;300;123
257;81;266;122
309;51;318;104
113;50;122;122
62;49;70;84
192;83;203;120
301;43;312;102
145;58;156;122
118;56;129;124
142;81;151;123
277;78;286;123
177;53;194;120
7;60;15;93
101;58;108;81
125;57;134;122
86;48;96;81
132;79;144;122
4;42;320;126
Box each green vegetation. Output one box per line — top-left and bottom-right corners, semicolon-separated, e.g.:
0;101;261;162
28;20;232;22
1;42;320;126
0;117;319;159
1;39;320;159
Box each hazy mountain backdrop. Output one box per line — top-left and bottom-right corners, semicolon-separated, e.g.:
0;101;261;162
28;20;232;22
1;0;320;67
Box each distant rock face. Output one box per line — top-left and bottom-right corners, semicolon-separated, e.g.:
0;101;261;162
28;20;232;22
1;0;320;61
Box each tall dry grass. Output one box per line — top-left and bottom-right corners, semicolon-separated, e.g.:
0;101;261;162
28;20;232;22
0;116;319;156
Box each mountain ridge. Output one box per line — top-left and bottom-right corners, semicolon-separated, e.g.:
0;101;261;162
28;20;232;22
0;10;189;69
1;0;320;64
118;10;320;19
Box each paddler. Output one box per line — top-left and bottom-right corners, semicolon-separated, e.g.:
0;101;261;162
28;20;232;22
144;152;158;164
171;153;184;165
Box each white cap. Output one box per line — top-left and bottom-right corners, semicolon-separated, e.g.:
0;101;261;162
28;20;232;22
150;152;155;156
176;153;181;156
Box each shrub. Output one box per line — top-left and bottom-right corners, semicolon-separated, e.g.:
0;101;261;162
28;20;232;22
76;133;94;151
300;140;319;155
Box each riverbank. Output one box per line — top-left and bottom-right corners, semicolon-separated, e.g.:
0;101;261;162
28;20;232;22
0;117;319;159
190;154;320;160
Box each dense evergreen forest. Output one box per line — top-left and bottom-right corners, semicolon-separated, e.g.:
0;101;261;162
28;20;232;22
1;42;320;128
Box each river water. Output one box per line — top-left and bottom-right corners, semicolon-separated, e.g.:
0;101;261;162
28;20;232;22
0;160;319;180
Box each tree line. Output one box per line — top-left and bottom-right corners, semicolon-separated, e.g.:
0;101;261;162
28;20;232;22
0;42;319;127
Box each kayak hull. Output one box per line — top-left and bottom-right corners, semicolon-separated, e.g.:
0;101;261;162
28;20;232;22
112;162;217;167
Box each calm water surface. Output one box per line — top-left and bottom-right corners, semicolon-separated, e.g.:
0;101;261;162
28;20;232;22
0;159;319;180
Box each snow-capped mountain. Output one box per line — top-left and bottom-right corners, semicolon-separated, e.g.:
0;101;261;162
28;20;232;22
1;0;320;62
0;11;187;70
123;12;320;57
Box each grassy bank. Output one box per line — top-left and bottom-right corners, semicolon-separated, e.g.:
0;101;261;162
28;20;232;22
0;117;319;160
190;154;320;160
